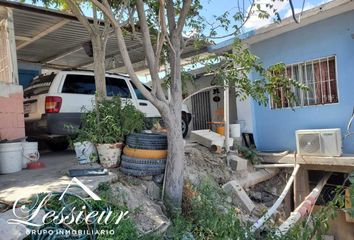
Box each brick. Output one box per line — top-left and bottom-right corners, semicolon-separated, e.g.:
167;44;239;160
13;127;25;139
227;155;248;171
0;113;13;128
0;97;7;113
10;93;23;100
17;114;25;128
0;127;25;140
223;180;255;213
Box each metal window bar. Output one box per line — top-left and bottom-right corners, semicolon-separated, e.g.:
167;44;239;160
272;56;336;108
319;59;324;104
327;57;332;102
311;61;317;104
304;62;310;106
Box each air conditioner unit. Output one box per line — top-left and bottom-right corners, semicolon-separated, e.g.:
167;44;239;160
295;128;342;157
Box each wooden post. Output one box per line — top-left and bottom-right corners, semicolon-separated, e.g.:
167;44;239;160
293;165;310;208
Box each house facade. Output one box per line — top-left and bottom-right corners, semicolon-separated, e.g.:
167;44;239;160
215;0;354;153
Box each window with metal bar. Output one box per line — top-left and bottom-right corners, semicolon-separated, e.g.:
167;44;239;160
271;56;338;109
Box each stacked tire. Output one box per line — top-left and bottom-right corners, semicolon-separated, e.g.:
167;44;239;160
120;133;167;177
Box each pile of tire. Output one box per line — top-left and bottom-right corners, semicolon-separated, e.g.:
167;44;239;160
120;133;168;177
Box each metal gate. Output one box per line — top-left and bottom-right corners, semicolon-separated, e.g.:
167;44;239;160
191;91;211;130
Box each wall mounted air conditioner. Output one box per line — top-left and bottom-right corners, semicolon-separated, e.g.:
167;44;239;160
295;128;342;157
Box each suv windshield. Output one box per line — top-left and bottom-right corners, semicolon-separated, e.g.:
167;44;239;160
24;73;56;98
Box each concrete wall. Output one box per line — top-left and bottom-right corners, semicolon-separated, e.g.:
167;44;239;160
0;7;25;141
0;84;25;140
250;11;354;153
236;97;253;133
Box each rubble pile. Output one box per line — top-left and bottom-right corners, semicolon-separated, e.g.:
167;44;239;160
184;145;232;185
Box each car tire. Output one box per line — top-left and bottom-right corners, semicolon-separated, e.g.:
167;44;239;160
182;116;189;138
121;160;165;171
46;140;69;151
126;133;167;150
121;155;166;165
123;146;167;159
120;167;164;177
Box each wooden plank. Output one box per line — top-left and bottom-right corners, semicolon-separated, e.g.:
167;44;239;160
261;153;354;172
293;166;310;208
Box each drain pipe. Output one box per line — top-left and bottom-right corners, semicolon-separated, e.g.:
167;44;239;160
250;164;301;232
275;173;331;237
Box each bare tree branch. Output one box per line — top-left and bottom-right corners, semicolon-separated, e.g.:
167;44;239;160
176;0;192;35
158;0;176;55
166;0;176;34
66;0;95;36
90;0;168;110
136;0;167;102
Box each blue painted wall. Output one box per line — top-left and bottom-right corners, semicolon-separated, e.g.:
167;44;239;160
19;69;39;88
250;11;354;153
17;61;41;88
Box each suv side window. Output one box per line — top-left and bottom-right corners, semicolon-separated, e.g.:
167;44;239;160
62;74;96;94
130;82;151;100
106;77;131;98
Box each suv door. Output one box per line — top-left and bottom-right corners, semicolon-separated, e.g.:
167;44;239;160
129;81;160;118
59;73;96;113
106;76;132;103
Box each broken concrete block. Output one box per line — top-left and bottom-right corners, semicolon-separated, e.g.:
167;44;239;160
0;208;30;240
227;155;248;171
144;181;161;200
190;130;233;148
222;180;255;213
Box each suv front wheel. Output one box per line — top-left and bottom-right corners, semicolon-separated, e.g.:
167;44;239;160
182;116;189;138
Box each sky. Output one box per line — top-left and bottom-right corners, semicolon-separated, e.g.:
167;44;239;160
198;0;333;42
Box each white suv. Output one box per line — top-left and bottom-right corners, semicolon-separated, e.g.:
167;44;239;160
23;70;192;151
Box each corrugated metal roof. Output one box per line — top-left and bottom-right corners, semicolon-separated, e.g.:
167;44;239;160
0;0;208;73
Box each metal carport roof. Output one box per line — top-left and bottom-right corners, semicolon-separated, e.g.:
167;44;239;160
0;0;208;73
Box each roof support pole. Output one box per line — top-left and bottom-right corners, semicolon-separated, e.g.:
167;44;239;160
16;19;70;50
224;84;230;152
0;7;18;84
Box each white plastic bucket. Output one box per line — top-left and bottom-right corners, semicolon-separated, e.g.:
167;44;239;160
0;142;22;174
230;124;241;138
74;141;98;164
22;141;39;168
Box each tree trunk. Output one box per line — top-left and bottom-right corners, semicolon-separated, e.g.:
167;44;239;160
91;37;107;100
163;33;185;214
163;106;185;215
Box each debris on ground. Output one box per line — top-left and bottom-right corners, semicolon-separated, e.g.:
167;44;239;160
183;144;289;228
0;208;46;240
184;144;231;185
108;172;171;235
190;130;233;149
222;180;256;213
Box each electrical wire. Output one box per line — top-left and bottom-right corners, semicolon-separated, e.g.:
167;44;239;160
289;0;299;24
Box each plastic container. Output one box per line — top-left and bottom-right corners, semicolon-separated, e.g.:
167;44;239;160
22;141;39;168
96;143;123;168
216;126;225;135
230;124;241;138
74;141;98;164
0;142;22;174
